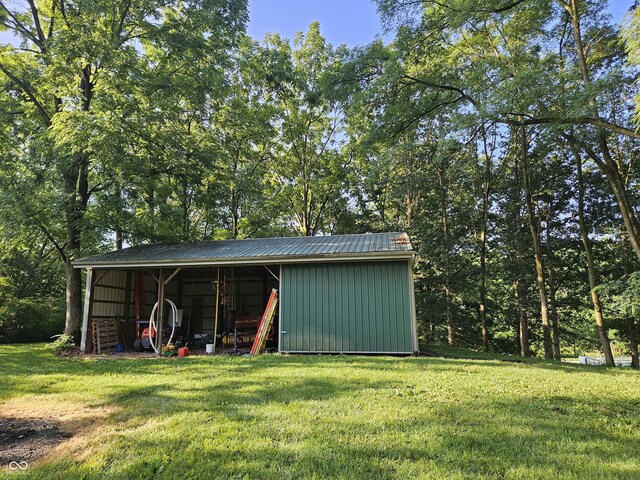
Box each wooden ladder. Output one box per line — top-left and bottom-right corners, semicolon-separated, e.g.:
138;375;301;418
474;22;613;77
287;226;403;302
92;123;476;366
250;289;278;355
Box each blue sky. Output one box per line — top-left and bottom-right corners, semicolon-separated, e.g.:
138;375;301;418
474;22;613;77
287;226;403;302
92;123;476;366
248;0;635;46
247;0;384;47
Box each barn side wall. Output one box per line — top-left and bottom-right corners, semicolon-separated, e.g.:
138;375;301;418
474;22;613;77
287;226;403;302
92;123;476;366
279;261;414;353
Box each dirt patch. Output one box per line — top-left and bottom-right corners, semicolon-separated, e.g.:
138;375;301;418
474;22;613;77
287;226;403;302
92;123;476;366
0;398;115;469
0;417;69;466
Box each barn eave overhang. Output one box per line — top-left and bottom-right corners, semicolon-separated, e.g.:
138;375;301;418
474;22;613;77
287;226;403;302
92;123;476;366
72;251;415;269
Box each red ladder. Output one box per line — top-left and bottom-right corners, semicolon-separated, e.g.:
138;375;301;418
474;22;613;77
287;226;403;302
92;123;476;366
250;289;278;355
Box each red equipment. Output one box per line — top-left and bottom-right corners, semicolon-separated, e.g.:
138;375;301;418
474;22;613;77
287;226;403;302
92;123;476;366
141;326;156;339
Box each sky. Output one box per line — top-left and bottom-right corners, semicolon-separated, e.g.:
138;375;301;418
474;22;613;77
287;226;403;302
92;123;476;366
0;1;635;48
247;0;636;47
247;0;385;47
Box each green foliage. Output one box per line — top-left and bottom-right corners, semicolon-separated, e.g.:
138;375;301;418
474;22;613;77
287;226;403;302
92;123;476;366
1;0;640;359
597;271;640;353
0;277;65;343
50;333;76;354
599;271;640;315
258;23;352;236
622;6;640;125
338;0;640;359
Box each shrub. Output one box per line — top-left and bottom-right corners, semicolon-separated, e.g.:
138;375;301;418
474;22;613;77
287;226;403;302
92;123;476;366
50;333;76;354
0;277;65;343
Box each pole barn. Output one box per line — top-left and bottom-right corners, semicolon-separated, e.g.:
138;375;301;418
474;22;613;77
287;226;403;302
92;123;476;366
73;232;417;355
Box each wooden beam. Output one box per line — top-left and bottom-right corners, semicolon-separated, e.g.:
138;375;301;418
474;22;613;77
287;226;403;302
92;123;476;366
147;270;159;284
80;268;94;353
92;270;108;287
164;267;182;286
264;266;279;281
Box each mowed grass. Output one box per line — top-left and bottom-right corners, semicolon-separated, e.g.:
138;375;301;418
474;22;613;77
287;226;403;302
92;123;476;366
1;345;639;479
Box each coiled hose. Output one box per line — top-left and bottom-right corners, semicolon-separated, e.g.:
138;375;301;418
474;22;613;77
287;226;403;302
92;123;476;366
148;299;178;353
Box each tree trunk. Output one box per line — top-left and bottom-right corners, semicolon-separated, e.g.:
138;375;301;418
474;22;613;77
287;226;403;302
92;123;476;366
114;183;124;250
598;151;640;258
182;177;190;237
567;0;640;259
545;238;562;361
64;260;82;338
511;135;530;357
628;319;639;370
571;145;615;366
63;177;85;338
437;164;454;346
479;130;491;352
515;278;531;357
621;240;639;369
444;285;453;346
230;189;240;239
520;126;554;359
62;65;93;338
115;226;123;250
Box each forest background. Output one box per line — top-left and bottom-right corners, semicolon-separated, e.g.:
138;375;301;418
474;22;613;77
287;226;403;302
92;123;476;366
1;0;640;367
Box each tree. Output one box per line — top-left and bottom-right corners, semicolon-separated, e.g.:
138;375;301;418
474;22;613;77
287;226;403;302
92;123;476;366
373;0;640;260
259;23;351;236
0;0;248;337
621;5;640;125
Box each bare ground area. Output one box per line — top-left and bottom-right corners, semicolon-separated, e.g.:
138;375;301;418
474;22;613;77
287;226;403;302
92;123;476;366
0;417;69;466
0;398;113;471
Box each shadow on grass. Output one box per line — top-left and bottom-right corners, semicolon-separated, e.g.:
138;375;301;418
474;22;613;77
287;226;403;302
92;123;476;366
4;345;640;479
29;378;640;480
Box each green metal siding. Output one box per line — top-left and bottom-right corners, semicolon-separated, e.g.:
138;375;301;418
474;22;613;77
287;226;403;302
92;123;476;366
280;261;413;353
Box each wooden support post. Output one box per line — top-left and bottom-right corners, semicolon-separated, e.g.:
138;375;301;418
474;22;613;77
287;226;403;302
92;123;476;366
213;268;220;354
80;268;94;353
156;268;165;355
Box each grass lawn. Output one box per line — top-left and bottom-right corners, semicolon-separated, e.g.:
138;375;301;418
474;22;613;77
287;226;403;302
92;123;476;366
1;344;639;479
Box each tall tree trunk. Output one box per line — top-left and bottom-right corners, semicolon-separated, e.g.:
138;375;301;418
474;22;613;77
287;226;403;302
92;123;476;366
230;156;240;239
515;278;531;357
64;260;82;338
511;135;530;357
230;189;240;239
63;67;93;338
570;145;615;366
545;233;562;361
566;0;640;259
520;126;554;360
63;155;89;338
147;187;155;236
479;129;491;352
437;164;454;345
181;176;190;238
114;183;124;250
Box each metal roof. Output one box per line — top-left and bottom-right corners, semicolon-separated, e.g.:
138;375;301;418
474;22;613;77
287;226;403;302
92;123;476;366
73;232;413;268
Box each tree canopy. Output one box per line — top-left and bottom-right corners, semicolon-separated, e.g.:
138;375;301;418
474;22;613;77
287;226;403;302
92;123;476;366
1;0;639;365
